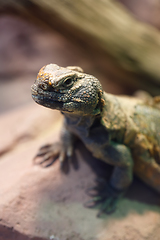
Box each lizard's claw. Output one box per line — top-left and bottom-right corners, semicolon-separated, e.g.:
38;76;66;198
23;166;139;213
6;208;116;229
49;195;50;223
33;142;73;168
33;142;61;167
84;179;125;217
86;178;107;196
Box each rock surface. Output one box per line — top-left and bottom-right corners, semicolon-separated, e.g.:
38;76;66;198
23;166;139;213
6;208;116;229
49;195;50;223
1;103;160;240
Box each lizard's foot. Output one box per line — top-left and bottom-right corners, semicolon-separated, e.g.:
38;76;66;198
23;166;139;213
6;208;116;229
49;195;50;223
33;141;73;168
84;179;125;217
33;142;61;167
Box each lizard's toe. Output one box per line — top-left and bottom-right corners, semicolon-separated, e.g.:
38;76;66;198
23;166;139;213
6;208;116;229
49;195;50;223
86;178;107;196
33;142;61;167
84;180;125;217
84;195;117;216
97;198;117;217
33;141;75;169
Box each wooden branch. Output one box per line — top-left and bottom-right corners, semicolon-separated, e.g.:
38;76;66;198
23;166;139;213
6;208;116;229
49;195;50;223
29;0;160;85
1;0;160;94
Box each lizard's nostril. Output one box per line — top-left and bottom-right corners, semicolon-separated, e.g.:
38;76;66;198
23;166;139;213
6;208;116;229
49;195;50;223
40;83;48;90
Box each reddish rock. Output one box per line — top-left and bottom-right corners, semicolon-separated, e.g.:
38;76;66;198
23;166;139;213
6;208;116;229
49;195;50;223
0;104;160;240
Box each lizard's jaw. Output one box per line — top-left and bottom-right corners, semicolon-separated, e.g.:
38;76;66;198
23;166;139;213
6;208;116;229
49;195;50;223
31;82;101;115
31;86;74;112
31;94;65;110
31;92;89;114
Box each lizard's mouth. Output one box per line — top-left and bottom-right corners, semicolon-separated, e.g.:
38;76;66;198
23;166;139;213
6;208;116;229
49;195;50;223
31;85;68;103
32;94;64;108
31;93;74;113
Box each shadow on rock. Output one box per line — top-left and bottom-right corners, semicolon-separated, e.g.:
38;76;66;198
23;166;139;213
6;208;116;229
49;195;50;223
77;141;160;216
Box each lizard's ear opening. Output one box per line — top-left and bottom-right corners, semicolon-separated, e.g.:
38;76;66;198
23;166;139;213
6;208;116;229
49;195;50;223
66;66;84;73
93;91;104;115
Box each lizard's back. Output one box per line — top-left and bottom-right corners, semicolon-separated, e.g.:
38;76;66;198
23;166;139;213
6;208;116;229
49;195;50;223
117;95;160;152
117;95;160;192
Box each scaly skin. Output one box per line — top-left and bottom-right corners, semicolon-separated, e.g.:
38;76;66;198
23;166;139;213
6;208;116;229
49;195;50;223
31;64;160;216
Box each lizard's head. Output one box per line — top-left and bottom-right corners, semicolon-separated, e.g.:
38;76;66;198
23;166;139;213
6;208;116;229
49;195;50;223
31;64;104;115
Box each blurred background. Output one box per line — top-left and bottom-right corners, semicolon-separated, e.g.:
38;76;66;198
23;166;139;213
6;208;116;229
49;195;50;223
0;0;160;114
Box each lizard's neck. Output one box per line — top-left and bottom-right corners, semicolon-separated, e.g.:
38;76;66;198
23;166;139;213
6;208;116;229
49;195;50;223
62;112;96;127
61;92;104;136
62;112;100;137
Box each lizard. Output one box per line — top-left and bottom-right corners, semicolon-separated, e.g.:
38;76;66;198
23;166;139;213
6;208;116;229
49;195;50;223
31;63;160;216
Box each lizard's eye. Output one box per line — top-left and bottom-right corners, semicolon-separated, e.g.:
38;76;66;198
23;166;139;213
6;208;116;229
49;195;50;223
63;77;73;87
59;75;76;91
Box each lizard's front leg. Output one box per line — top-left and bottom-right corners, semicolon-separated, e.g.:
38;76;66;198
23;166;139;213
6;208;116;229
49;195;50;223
85;142;134;216
33;123;76;168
